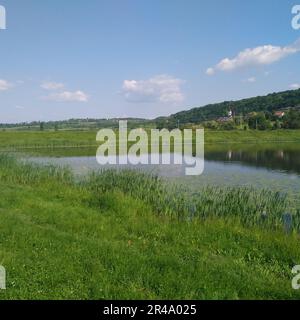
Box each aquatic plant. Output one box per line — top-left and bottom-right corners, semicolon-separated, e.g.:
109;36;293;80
86;169;295;232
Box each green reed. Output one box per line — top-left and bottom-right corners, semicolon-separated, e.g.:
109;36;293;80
0;153;73;185
0;153;297;232
86;169;296;231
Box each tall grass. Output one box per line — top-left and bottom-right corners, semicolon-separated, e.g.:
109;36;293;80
0;153;298;232
86;169;299;232
0;154;73;185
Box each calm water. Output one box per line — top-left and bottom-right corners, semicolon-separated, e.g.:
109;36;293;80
22;143;300;203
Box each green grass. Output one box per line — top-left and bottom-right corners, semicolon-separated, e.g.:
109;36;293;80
204;130;300;144
0;155;300;299
0;130;97;149
87;169;299;231
0;129;300;150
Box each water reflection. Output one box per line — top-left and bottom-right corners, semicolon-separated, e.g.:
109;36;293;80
18;143;300;176
19;143;300;203
205;144;300;175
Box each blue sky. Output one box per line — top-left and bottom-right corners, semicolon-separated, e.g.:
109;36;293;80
0;0;300;123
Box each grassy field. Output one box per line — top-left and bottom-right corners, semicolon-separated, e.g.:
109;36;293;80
0;155;299;299
0;129;300;150
204;129;300;144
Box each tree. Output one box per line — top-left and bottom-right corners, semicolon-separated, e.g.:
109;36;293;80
283;109;300;129
247;112;272;130
203;120;219;130
273;120;281;130
220;121;235;130
164;88;300;125
258;120;272;130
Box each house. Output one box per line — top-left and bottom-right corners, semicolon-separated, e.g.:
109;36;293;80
274;111;285;118
217;116;232;123
216;109;234;123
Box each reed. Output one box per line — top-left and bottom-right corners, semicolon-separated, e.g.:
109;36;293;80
0;153;73;185
86;169;295;232
0;153;297;232
0;154;300;299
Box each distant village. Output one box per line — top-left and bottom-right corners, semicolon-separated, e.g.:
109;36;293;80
216;109;285;124
200;107;299;130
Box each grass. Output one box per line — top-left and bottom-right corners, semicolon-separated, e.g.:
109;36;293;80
0;130;97;149
204;129;300;144
0;154;300;299
87;169;299;231
0;129;300;150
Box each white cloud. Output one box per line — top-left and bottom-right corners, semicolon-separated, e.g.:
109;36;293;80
244;77;256;83
45;90;89;102
206;68;215;76
207;38;300;75
290;83;300;90
41;81;65;90
121;74;185;104
0;79;13;91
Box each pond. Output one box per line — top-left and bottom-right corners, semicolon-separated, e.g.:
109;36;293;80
19;143;300;204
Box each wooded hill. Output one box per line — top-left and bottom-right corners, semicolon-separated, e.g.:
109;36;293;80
156;88;300;126
2;89;300;130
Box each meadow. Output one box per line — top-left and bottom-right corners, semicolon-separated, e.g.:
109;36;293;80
0;129;300;150
0;154;300;299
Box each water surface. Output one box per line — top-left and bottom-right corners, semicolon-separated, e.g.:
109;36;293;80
21;143;300;204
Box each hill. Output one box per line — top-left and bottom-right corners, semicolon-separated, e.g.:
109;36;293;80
156;88;300;126
2;89;300;130
0;117;150;131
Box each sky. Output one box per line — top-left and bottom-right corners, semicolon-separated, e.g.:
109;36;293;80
0;0;300;123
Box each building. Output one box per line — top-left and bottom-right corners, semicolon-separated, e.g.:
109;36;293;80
274;111;285;118
217;116;232;123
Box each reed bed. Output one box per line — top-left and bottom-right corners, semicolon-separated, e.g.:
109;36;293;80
0;154;73;185
86;169;298;232
0;153;298;232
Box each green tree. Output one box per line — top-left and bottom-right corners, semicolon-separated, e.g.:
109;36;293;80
220;121;235;130
273;120;281;130
247;112;271;130
283;109;300;129
203;120;219;130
